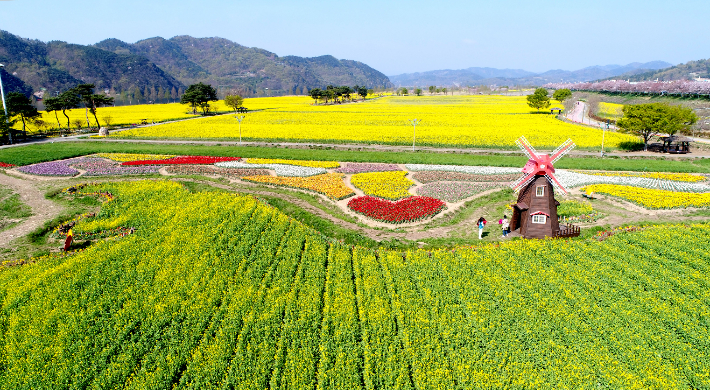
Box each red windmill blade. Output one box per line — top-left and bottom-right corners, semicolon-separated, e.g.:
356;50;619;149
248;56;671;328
511;137;575;195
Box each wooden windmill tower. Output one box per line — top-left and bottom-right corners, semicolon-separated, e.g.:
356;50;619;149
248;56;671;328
509;136;581;239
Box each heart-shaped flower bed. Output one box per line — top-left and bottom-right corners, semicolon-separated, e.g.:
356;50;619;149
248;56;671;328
347;195;446;224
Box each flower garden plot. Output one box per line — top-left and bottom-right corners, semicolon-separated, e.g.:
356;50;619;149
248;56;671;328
350;171;414;200
67;157;162;176
97;153;175;162
557;199;600;223
556;170;710;193
165;165;271;178
581;184;710;209
16;158;91;176
572;170;707;183
347;195;446;223
241;173;354;200
406;164;520;175
122;155;242;166
245;158;339;168
416;182;504;202
411;170;520;184
216;161;327;177
0;162;15;168
335;162;401;174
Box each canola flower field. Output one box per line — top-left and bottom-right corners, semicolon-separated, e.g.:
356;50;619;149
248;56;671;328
1;180;709;389
39;101;233;128
116;96;637;148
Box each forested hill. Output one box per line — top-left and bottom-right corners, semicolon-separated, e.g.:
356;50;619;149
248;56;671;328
94;35;392;95
0;30;183;97
623;58;710;81
0;30;392;99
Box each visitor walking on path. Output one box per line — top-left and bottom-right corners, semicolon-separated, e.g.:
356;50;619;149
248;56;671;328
477;217;487;239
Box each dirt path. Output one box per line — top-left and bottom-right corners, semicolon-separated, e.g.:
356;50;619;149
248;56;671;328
0;172;64;248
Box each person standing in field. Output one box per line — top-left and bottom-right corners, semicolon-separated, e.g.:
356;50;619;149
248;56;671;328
477;217;486;239
501;215;510;237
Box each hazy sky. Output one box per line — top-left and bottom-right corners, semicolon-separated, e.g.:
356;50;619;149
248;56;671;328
2;0;709;75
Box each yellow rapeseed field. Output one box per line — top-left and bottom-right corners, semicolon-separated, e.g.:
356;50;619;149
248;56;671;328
39;101;232;128
597;102;624;120
351;171;414;200
116;95;637;148
582;184;710;209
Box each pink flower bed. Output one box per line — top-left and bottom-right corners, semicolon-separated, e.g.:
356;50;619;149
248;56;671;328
335;162;401;174
122;156;241;165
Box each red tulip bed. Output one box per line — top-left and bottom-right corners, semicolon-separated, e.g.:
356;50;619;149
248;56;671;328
347;195;446;223
0;162;15;168
122;156;241;165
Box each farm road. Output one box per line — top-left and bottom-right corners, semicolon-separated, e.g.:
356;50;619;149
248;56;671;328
0;172;64;248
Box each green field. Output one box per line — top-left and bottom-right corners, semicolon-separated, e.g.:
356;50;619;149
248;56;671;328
1;180;708;389
1;141;709;173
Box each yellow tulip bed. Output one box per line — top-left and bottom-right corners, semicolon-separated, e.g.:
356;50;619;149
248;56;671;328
245;158;340;168
350;171;414;200
582;184;710;209
1;180;709;388
241;173;354;200
97;153;176;162
115;95;637;148
574;170;707;182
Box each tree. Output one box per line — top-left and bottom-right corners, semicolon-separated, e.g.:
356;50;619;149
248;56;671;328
45;90;80;130
552;88;572;103
526;88;550;111
224;95;245;113
414;88;423;96
309;88;323;104
43;96;64;129
73;84;114;129
442;87;448;95
180;82;218;115
0;111;16;141
428;86;436;95
6;92;41;135
398;87;408;96
358;86;368;100
617;103;698;151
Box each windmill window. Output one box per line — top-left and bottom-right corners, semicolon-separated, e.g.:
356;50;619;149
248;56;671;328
532;214;547;224
536;186;545;197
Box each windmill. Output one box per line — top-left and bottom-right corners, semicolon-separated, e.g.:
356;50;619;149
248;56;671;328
509;136;580;239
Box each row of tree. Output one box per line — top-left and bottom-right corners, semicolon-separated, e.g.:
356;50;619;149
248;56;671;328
427;86;449;95
309;85;370;104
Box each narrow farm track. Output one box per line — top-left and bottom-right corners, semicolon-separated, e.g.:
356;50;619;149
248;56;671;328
0;172;64;248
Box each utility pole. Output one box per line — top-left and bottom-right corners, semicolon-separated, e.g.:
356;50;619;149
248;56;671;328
409;118;421;151
0;64;12;144
236;115;245;145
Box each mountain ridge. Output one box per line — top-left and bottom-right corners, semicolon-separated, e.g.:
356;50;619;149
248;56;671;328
0;30;392;99
389;61;673;87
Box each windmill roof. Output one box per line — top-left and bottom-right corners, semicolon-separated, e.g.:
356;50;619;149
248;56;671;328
514;202;529;210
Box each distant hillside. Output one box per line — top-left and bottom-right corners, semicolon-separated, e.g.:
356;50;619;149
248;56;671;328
622;59;710;81
0;30;392;100
390;62;672;87
389;67;535;87
0;30;183;96
94;35;392;95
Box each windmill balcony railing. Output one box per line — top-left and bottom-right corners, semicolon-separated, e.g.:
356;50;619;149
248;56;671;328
554;224;581;238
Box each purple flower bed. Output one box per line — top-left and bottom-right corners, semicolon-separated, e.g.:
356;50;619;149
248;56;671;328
74;158;162;176
18;157;163;177
416;182;503;202
335;162;401;174
18;160;81;176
